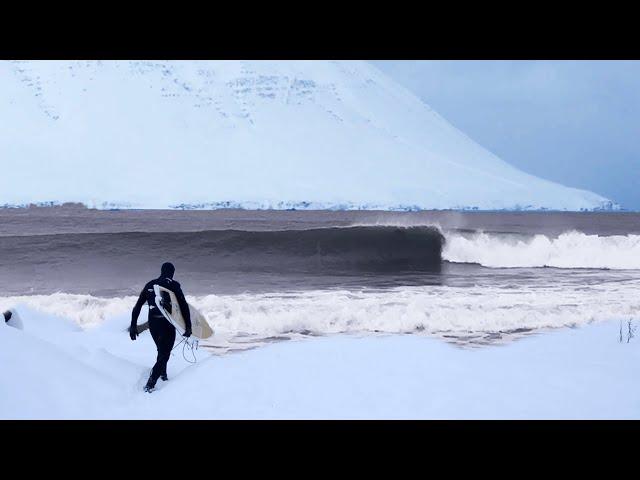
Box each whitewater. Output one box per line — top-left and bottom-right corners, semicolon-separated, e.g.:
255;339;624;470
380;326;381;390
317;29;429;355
443;231;640;269
3;277;639;351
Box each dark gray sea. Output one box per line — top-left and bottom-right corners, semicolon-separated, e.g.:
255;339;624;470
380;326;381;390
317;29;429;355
2;206;639;296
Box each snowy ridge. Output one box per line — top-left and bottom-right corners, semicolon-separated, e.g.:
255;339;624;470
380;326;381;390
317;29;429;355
0;60;615;211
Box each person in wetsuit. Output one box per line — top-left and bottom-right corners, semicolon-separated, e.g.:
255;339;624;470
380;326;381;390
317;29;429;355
130;262;192;392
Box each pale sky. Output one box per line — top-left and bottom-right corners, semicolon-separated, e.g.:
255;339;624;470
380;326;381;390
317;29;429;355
372;61;640;210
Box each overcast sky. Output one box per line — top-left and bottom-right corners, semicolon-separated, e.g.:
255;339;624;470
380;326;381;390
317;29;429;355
371;61;640;210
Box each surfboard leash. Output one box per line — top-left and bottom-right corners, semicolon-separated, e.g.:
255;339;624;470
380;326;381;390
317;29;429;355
172;334;199;364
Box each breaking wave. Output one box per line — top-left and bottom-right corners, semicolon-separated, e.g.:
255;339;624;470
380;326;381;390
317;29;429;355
442;231;640;270
0;226;444;278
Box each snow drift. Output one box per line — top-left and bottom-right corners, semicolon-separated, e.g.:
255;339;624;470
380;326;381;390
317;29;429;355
0;60;614;211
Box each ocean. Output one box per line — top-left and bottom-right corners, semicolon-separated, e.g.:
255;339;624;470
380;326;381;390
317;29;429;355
1;206;639;352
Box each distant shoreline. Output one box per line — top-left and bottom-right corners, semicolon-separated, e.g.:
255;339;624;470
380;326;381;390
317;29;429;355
0;201;628;213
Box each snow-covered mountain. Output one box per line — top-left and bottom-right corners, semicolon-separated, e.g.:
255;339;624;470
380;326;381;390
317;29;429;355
0;60;615;211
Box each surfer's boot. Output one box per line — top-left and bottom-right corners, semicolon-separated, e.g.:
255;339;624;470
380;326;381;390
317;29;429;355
160;374;168;382
143;376;156;393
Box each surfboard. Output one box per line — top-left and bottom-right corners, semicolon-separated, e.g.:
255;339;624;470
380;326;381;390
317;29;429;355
153;285;213;340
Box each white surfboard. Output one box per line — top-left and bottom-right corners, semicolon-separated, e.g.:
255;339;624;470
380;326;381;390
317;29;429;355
153;285;213;340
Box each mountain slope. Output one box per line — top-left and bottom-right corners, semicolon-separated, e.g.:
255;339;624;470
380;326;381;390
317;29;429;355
0;60;615;211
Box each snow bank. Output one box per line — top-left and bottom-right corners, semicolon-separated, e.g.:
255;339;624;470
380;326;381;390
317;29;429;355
0;305;204;419
1;306;639;419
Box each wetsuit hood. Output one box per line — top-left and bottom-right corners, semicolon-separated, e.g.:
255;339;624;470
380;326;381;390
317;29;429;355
161;262;175;279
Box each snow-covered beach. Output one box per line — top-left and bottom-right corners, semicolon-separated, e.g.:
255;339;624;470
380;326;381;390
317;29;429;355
2;305;639;419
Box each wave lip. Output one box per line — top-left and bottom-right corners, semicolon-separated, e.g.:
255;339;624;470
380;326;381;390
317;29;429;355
443;231;640;270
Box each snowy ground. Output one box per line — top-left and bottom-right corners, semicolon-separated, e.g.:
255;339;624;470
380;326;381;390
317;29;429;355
1;306;639;419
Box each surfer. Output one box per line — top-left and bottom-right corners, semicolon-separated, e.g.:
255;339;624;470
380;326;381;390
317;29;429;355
130;262;192;393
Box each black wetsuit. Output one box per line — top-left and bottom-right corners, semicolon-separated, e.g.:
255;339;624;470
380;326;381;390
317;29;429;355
131;276;192;387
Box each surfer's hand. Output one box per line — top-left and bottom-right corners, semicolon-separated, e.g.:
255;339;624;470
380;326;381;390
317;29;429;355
183;328;192;338
129;326;138;341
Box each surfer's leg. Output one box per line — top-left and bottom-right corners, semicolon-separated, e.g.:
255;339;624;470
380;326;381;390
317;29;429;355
158;325;176;379
147;315;166;387
152;320;176;381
